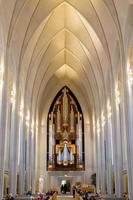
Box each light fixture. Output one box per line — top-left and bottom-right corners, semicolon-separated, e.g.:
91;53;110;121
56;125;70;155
107;101;112;118
115;85;120;105
127;65;133;85
97;120;100;133
19;102;24;118
25;111;30;127
31;121;34;133
10;86;16;104
101;112;105;127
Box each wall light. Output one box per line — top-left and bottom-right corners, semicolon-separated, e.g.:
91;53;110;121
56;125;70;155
127;65;133;85
107;101;112;119
19;102;24;118
97;120;100;133
25;111;30;127
115;86;120;105
31;121;34;133
10;87;16;104
101;112;105;127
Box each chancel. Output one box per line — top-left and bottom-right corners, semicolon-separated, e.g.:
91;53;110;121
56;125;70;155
0;1;133;200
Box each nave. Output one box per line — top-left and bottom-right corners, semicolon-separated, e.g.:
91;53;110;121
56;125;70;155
0;0;133;200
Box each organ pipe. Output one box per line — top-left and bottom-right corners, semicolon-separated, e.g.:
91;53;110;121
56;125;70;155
48;112;55;166
76;112;83;165
70;105;75;133
62;143;69;166
56;105;61;133
70;148;74;165
63;88;68;125
57;149;62;165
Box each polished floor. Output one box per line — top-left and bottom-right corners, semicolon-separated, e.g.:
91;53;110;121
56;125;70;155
57;195;74;200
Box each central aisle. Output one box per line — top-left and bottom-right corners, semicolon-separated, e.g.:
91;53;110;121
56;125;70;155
57;195;74;200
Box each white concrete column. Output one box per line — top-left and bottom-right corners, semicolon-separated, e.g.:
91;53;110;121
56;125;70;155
9;84;19;195
31;124;36;193
35;120;39;192
123;68;133;199
96;119;101;193
4;101;11;173
19;113;25;194
100;118;106;194
111;86;123;197
39;124;47;193
105;109;113;195
25;114;32;191
0;60;8;199
84;123;93;183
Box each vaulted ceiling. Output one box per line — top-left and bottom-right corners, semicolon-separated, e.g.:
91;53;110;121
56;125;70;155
0;0;132;122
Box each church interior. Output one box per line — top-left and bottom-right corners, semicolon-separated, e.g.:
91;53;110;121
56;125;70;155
0;0;133;199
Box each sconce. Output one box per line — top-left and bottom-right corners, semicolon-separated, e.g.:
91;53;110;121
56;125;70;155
31;121;34;133
115;86;120;105
97;120;100;133
107;101;112;119
10;87;16;104
101;112;105;127
19;102;24;118
127;65;133;85
25;111;30;127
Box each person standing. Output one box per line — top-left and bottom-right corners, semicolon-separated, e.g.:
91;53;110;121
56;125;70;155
72;185;76;198
64;184;67;194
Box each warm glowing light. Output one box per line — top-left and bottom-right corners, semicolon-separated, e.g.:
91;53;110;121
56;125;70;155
10;86;16;104
19;102;24;118
97;120;100;133
31;121;34;133
101;112;105;127
92;114;96;132
127;65;133;85
115;85;120;105
26;111;30;127
107;101;112;118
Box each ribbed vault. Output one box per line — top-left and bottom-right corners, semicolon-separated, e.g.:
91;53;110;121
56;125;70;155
0;0;129;121
1;0;133;198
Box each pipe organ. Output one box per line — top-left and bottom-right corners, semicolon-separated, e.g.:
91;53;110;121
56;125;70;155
47;87;84;170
